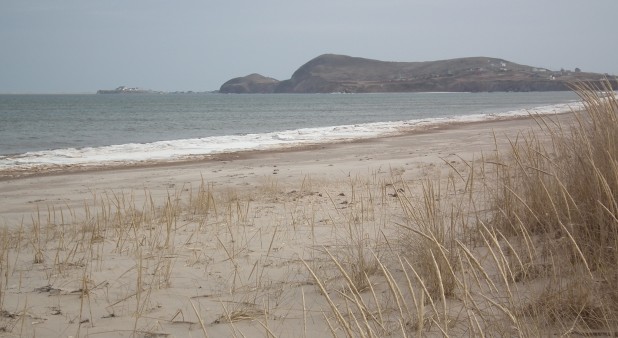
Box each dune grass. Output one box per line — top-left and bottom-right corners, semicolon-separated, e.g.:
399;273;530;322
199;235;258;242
306;82;618;337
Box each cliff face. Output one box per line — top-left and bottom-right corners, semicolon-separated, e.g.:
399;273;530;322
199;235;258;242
220;54;615;93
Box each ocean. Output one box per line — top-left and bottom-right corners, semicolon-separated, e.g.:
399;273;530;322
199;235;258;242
0;92;581;173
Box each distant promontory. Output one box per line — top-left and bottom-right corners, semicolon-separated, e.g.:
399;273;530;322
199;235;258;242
220;54;616;93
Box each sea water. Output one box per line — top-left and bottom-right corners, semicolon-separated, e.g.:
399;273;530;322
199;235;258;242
0;92;581;172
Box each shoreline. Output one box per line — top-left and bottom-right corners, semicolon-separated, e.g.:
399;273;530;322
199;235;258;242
0;113;572;226
0;112;567;182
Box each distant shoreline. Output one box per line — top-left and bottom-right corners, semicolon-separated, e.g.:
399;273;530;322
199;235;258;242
96;85;215;95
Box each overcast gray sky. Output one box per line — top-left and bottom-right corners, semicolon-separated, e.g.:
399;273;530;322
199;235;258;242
1;0;616;93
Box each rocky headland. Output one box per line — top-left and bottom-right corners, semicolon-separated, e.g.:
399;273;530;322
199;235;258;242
220;54;615;93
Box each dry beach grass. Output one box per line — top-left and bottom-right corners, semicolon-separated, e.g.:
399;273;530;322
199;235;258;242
0;84;617;337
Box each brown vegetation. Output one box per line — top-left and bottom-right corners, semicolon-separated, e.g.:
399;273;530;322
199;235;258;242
307;81;618;336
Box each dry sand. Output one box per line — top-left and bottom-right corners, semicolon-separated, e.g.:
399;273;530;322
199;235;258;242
0;116;557;337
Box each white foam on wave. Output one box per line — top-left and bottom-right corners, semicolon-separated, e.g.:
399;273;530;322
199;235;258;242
0;101;581;173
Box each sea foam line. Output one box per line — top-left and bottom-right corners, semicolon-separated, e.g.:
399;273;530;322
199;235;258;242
0;101;581;173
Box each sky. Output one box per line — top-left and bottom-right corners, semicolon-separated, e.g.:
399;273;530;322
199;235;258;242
1;0;617;93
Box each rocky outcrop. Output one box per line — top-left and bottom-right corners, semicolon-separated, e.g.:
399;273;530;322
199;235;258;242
220;54;616;93
219;73;280;94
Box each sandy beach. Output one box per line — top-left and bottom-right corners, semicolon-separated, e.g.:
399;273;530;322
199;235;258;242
0;117;545;223
0;116;565;337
